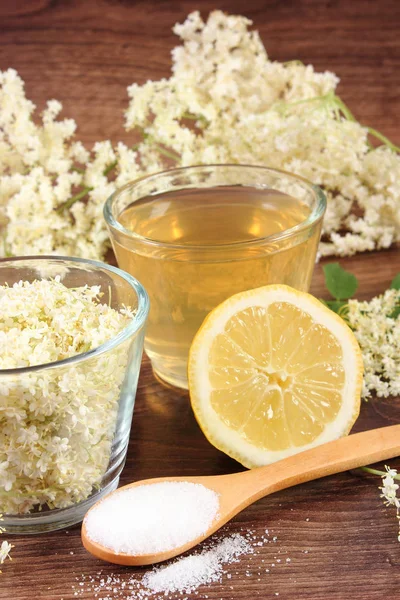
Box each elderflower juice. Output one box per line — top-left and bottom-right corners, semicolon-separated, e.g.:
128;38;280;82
105;165;326;389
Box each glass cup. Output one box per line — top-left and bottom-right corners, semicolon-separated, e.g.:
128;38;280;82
0;256;149;533
105;165;326;390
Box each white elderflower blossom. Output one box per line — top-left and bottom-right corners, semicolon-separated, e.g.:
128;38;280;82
0;69;123;260
1;11;399;260
125;11;400;258
0;540;12;565
380;466;400;541
347;289;400;399
381;467;400;508
0;279;134;514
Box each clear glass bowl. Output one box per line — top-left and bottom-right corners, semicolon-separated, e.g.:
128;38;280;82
0;256;149;533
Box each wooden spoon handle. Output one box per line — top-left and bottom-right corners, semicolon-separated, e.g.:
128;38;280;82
231;425;400;507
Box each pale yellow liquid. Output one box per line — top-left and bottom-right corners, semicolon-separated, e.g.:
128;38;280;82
113;187;321;388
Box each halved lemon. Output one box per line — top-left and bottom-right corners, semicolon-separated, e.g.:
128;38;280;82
188;285;363;468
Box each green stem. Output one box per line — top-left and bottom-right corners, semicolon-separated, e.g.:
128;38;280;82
331;96;400;152
274;91;355;122
181;112;208;126
103;159;118;176
367;127;400;153
275;93;330;113
359;466;400;481
57;185;93;213
181;112;201;120
143;132;181;162
274;91;399;154
154;145;180;162
331;94;357;122
57;156;123;213
71;166;85;174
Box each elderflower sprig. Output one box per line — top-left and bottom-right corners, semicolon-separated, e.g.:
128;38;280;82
322;262;400;399
0;71;147;260
125;11;400;258
323;265;400;540
360;466;400;542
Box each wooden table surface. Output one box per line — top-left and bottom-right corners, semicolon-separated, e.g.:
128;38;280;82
1;1;400;599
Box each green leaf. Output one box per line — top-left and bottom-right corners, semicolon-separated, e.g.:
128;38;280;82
389;306;400;320
390;273;400;290
388;274;400;318
323;262;358;301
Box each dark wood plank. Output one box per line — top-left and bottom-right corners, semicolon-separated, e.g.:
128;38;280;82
1;1;400;599
1;0;399;145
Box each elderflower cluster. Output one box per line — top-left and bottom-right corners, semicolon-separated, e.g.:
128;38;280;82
126;10;400;258
347;289;400;399
0;279;133;514
1;11;399;261
0;70;143;260
380;466;400;541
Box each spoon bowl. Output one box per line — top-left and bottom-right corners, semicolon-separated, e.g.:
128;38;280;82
82;424;400;565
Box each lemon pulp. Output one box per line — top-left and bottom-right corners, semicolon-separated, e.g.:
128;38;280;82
209;302;345;451
188;285;363;468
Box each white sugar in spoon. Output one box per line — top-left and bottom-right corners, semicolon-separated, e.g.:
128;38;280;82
82;424;400;566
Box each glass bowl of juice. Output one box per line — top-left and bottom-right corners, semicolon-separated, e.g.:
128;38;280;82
104;164;326;390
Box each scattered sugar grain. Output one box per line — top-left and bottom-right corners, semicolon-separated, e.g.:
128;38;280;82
143;534;252;594
84;481;219;555
74;525;289;598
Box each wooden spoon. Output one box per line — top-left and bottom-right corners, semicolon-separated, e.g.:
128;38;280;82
82;424;400;566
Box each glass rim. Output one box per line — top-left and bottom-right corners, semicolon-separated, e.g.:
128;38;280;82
104;164;327;250
0;255;149;375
